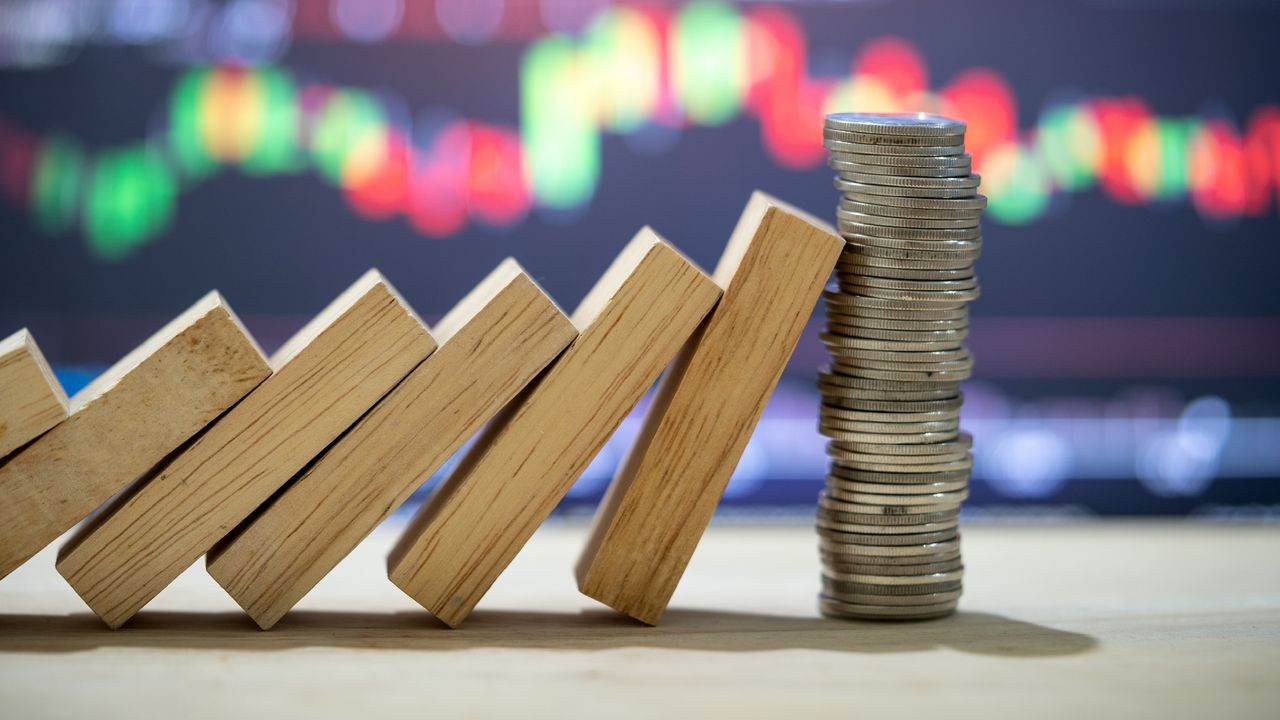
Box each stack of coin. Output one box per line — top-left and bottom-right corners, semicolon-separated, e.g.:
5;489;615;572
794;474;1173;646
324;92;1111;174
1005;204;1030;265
816;112;982;621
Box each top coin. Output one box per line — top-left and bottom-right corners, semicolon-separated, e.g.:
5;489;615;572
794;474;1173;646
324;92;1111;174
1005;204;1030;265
825;112;966;138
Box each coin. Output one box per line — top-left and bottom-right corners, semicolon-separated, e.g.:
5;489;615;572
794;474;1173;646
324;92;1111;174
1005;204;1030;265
834;161;972;178
819;405;962;422
816;516;960;536
838;209;981;230
823;129;965;148
817;525;959;546
843;193;988;211
838;171;982;189
823;138;966;156
824;112;967;137
828;151;973;168
827;486;969;505
818;596;958;619
835;177;979;199
819;416;960;434
840;199;984;221
819;536;961;558
821;395;964;413
828;466;971;483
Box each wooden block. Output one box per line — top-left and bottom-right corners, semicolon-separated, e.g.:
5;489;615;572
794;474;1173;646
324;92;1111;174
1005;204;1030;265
0;329;69;459
206;260;578;629
56;270;434;628
576;191;844;625
387;228;721;627
0;293;270;580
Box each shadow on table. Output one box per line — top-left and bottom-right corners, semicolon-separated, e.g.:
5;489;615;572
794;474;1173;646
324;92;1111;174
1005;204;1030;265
0;608;1096;657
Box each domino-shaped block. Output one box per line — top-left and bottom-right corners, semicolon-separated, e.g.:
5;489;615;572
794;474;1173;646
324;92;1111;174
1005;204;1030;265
206;259;578;629
0;329;68;459
56;270;433;628
0;293;270;580
387;228;722;627
577;192;844;624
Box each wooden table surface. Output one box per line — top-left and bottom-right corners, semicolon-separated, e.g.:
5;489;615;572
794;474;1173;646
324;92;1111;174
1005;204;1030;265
1;520;1277;719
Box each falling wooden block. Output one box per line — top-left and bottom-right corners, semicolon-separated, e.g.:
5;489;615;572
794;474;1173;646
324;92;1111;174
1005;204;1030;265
387;228;721;627
0;329;68;459
206;260;578;630
56;270;433;628
577;191;844;625
0;293;270;580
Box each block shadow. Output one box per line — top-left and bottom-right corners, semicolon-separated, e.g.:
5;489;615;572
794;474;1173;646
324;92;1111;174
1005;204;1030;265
0;607;1096;657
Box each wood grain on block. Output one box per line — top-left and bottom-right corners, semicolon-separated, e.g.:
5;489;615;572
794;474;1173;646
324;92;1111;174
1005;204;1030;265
0;329;69;459
577;191;844;625
0;294;270;580
207;260;578;630
387;228;722;628
56;270;433;628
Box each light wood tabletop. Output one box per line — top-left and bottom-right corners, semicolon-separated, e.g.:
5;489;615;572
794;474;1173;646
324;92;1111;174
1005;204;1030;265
1;520;1276;719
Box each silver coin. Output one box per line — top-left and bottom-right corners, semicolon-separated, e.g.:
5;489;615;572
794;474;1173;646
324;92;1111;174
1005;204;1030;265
839;275;980;292
816;516;960;535
838;209;980;230
827;479;969;496
824;112;966;137
843;193;988;211
823;567;964;585
823;128;965;148
844;241;983;263
838;171;982;189
824;293;969;320
835;177;978;199
828;151;973;169
838;264;974;282
823;138;966;157
829;356;967;379
828;466;971;483
822;548;962;568
838;250;975;271
819;416;960;434
820;426;961;444
840;200;984;222
825;323;971;343
829;354;973;374
830;363;972;383
817;526;958;545
837;285;982;306
829;346;972;365
820;491;964;514
831;434;973;456
819;405;962;423
818;372;961;393
819;534;960;556
821;332;969;351
827;486;969;506
818;596;958;619
830;455;974;474
821;395;964;413
840;221;983;242
823;578;963;597
820;588;962;607
826;314;970;332
829;444;974;461
824;556;964;575
834;161;972;178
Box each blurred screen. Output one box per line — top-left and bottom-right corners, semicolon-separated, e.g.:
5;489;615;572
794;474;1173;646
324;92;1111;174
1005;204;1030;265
1;0;1277;516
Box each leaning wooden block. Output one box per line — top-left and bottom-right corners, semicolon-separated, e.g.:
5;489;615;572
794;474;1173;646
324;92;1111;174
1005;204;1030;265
56;270;433;628
206;259;578;630
387;228;721;628
577;191;844;625
0;329;68;459
0;293;270;580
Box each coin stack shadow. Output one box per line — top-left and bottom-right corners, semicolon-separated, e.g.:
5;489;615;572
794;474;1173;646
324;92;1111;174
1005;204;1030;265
816;112;983;620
